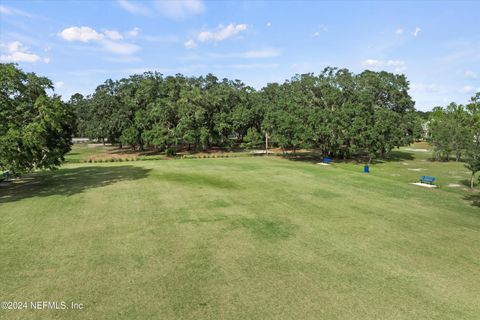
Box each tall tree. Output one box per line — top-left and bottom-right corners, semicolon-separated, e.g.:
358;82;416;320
464;92;480;188
0;63;74;175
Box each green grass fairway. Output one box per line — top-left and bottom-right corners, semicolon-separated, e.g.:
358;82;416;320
1;149;479;319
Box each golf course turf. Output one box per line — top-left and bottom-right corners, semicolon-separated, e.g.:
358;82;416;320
1;146;479;319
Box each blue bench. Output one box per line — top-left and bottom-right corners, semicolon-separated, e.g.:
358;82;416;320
419;175;436;185
322;157;333;164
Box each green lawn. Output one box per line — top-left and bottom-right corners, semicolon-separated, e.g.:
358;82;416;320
1;146;479;319
64;144;139;163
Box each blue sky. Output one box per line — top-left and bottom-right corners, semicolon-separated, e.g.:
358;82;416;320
0;0;479;111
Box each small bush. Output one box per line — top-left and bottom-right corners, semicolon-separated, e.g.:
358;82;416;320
165;148;176;157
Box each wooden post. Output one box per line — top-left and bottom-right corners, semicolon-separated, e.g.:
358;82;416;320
265;132;269;155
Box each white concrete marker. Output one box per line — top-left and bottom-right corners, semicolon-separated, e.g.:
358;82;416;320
411;182;437;188
447;184;462;188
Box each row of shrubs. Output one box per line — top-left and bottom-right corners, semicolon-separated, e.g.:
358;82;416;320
181;154;238;159
81;152;283;163
83;158;139;163
181;152;287;159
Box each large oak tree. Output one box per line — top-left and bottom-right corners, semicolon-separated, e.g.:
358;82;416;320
0;63;74;175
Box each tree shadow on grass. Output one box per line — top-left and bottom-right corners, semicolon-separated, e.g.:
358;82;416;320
463;194;480;208
378;150;415;162
281;150;415;165
281;152;323;164
459;179;473;188
0;165;151;204
157;172;238;189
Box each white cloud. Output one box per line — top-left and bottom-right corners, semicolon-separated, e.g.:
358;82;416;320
104;30;123;40
315;24;328;36
396;28;404;34
413;27;421;37
363;59;401;67
184;39;197;49
117;0;150;15
197;24;248;43
155;0;205;19
7;41;22;52
0;51;40;63
266;22;272;27
0;41;48;63
126;27;141;38
59;26;104;42
313;25;328;37
461;85;478;94
464;70;478;79
363;59;379;67
101;40;140;55
362;59;406;72
0;5;11;14
58;26;141;55
0;5;32;17
55;81;65;89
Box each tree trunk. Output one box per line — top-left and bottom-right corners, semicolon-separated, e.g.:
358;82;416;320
471;173;475;189
265;132;269;156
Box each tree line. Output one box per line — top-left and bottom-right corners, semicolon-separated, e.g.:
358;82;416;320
70;67;423;162
8;63;478;179
427;94;480;187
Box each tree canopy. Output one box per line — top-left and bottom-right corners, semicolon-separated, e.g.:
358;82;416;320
71;67;420;161
427;92;480;187
0;63;74;175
